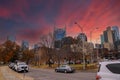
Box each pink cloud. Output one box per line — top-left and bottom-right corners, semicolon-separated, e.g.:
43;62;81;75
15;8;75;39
55;0;120;42
0;0;120;45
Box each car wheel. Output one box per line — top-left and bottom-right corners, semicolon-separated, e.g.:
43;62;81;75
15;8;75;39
55;69;58;72
26;70;28;72
64;70;67;73
17;68;19;72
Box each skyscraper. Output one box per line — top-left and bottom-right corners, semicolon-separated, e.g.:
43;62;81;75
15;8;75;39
105;27;114;44
112;26;119;41
102;26;114;50
7;35;16;42
100;34;104;44
103;31;108;42
53;26;66;48
54;26;66;41
21;40;29;50
101;26;120;50
112;26;120;49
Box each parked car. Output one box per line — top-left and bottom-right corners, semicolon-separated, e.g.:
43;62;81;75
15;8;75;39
55;65;75;73
14;62;29;72
96;60;120;80
8;62;15;69
75;60;81;64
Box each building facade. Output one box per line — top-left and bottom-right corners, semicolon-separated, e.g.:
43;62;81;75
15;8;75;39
102;26;114;50
77;33;87;41
112;26;120;41
21;40;29;50
7;35;16;42
100;34;104;44
53;26;66;48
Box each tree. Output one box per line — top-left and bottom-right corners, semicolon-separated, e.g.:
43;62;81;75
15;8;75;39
21;49;34;64
38;33;54;67
62;36;74;46
0;40;20;63
61;37;79;64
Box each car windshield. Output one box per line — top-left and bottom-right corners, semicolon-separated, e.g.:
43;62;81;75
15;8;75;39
60;65;70;67
106;63;120;74
18;62;26;65
60;65;66;67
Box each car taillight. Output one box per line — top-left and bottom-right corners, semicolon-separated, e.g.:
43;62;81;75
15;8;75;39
96;75;101;80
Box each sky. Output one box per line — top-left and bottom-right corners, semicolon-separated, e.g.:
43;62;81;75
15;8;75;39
0;0;120;46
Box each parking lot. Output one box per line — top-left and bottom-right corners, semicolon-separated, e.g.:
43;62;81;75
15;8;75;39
25;67;96;80
0;65;96;80
0;66;33;80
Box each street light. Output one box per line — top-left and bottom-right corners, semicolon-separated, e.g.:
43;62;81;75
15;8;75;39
90;27;98;63
75;22;85;70
75;22;83;33
90;27;99;42
96;38;100;62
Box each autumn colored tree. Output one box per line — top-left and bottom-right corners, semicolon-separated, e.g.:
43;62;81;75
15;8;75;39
0;40;20;63
0;47;3;62
21;49;34;64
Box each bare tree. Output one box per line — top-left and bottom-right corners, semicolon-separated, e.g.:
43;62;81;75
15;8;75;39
38;32;54;67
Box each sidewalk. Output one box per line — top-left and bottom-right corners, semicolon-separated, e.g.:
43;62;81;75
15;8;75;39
0;66;34;80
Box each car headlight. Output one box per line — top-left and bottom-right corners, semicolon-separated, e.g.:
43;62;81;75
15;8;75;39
17;67;21;69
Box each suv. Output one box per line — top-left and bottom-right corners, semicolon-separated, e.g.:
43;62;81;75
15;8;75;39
96;60;120;80
14;62;29;72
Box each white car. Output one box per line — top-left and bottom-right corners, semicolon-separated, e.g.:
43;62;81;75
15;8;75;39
96;60;120;80
8;62;15;69
14;62;29;72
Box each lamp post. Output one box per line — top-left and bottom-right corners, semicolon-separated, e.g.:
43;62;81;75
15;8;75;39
90;27;98;63
96;38;100;62
75;22;85;70
90;28;98;42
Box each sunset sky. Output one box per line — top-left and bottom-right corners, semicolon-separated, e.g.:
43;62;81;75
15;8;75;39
0;0;120;45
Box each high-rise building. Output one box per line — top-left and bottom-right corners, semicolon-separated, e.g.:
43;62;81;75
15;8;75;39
100;34;104;44
34;44;40;51
100;26;120;50
54;26;66;48
107;27;114;44
103;31;108;42
77;33;87;41
54;26;66;41
7;35;16;42
102;26;114;50
112;26;120;49
21;40;29;50
112;26;119;41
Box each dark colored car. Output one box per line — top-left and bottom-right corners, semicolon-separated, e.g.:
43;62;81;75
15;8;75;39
55;65;75;73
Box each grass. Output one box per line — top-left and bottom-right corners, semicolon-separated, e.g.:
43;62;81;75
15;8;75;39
32;63;98;70
70;63;97;70
31;64;58;69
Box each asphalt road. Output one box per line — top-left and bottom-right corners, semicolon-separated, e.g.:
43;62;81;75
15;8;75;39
23;68;96;80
